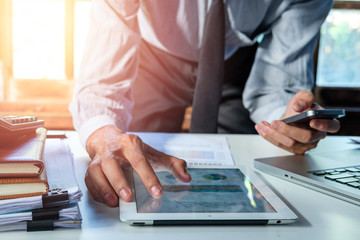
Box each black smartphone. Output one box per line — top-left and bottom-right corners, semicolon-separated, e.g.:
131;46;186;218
282;109;345;126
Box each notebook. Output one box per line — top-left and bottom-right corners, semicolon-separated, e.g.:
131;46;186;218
0;175;49;200
254;148;360;206
0;127;47;178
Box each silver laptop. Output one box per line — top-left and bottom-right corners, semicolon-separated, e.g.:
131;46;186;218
254;148;360;206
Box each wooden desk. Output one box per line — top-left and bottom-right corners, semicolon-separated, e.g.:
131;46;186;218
2;132;360;240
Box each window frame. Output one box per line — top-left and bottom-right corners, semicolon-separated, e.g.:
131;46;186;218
0;0;90;130
333;0;360;9
1;0;80;101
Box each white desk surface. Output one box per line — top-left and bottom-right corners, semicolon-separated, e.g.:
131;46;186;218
2;132;360;240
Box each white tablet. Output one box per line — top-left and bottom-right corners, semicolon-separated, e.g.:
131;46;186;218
119;165;297;225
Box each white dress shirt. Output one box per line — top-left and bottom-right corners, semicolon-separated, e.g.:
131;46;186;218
69;0;332;147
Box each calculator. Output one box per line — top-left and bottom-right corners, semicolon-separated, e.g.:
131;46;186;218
0;115;45;135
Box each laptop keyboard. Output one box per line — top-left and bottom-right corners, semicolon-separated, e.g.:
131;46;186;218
311;166;360;189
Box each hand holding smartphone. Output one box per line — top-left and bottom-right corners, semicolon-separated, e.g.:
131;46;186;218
281;109;345;127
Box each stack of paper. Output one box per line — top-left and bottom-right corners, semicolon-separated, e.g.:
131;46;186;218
0;135;82;231
0;204;81;232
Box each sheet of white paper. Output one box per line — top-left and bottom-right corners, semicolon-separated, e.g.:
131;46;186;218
135;133;234;166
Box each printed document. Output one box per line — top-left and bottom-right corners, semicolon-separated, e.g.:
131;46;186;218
135;133;234;166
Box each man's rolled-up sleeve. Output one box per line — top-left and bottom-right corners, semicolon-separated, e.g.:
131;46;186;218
69;0;141;147
243;0;332;123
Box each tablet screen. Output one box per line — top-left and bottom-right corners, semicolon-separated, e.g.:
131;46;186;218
134;168;276;213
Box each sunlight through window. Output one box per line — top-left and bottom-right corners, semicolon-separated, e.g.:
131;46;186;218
12;0;65;80
74;1;91;79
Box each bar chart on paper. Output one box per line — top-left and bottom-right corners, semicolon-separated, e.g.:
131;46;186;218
135;133;234;166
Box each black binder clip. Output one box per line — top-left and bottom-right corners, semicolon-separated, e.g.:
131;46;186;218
27;220;54;232
32;207;60;221
42;188;69;208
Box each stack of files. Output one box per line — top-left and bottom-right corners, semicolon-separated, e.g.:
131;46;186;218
0;204;81;231
0;122;82;232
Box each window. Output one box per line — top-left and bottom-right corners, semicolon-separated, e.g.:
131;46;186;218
0;0;91;129
316;2;360;88
315;0;360;107
315;0;360;135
